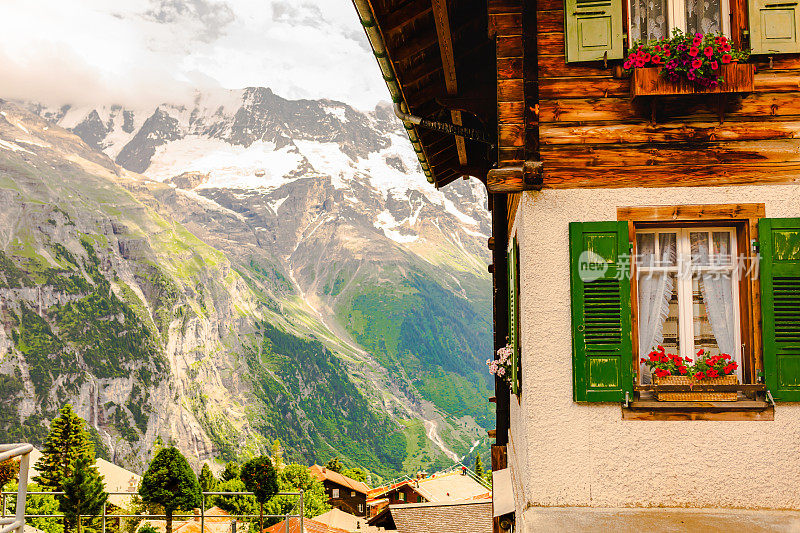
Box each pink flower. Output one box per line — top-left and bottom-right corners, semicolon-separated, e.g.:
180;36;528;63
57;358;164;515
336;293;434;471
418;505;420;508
710;61;719;70
692;59;702;69
497;367;506;377
704;46;714;57
689;46;699;57
722;43;732;52
624;60;632;69
722;53;732;64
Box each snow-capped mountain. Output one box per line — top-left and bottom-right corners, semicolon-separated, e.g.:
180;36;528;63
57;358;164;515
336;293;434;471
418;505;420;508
1;88;493;475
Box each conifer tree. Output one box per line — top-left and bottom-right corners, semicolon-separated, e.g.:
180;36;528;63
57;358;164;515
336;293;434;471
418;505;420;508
59;455;108;533
270;440;284;470
139;447;201;533
474;455;485;479
198;464;217;494
220;462;240;482
34;405;95;492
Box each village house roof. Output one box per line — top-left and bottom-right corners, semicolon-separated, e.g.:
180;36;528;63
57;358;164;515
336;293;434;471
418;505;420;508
28;448;141;508
369;471;490;503
350;0;494;188
308;465;371;494
388;500;493;533
262;517;350;533
310;508;369;531
139;507;237;533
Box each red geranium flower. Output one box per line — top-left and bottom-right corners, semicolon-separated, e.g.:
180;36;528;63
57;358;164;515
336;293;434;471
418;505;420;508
722;43;732;52
684;357;693;363
658;345;665;352
692;59;702;69
722;54;732;64
704;46;714;57
652;55;662;65
689;46;699;57
679;366;688;375
710;61;719;70
697;349;704;356
707;368;719;378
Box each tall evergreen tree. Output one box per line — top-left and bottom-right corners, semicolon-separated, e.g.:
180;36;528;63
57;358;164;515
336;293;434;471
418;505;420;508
59;455;108;533
198;464;217;494
474;455;485;479
34;405;95;492
220;462;240;482
139;447;201;533
270;440;284;470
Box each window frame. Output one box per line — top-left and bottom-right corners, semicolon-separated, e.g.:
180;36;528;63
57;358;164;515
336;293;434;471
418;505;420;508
626;0;732;44
332;488;339;499
619;204;765;392
623;0;749;49
634;226;743;382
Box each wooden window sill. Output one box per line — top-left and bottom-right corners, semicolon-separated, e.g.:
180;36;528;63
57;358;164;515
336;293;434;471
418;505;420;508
623;398;774;421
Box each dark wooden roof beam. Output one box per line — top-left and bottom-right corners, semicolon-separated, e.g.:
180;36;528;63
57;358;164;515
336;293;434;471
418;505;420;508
383;1;433;37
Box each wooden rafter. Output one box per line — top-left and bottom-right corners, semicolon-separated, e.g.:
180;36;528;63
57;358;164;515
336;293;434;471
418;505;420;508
431;0;468;167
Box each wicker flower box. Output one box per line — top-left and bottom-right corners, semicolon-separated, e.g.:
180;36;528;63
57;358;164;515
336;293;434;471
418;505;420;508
653;375;738;402
631;64;755;97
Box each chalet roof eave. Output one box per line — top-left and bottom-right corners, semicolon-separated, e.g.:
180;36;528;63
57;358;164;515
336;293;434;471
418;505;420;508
350;0;435;184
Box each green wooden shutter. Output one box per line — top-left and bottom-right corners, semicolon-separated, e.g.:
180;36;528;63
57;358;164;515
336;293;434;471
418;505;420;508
569;222;633;402
749;0;800;54
564;0;623;63
507;237;520;395
760;218;800;401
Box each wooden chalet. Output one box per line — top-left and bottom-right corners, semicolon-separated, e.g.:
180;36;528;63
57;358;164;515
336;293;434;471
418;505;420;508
352;0;800;530
308;465;370;517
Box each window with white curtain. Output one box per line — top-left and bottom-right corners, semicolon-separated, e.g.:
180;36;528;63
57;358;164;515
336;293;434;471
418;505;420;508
629;0;731;42
636;227;741;383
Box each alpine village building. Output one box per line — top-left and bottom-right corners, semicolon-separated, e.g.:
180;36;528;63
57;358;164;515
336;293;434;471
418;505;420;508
309;465;370;517
351;0;800;531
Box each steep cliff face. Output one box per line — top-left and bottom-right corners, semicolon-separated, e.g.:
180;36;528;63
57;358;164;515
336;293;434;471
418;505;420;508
1;88;493;476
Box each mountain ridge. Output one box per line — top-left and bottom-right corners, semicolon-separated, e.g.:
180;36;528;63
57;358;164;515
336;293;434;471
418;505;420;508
1;88;493;477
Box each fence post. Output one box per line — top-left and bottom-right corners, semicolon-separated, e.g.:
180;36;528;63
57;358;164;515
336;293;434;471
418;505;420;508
2;492;5;518
102;501;106;533
200;494;204;533
14;449;30;533
299;491;303;533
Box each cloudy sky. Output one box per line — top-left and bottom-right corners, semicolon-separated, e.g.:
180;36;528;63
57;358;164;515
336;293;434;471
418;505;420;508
0;0;388;110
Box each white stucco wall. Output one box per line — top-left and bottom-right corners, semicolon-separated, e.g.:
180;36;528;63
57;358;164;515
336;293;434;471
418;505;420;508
509;185;800;518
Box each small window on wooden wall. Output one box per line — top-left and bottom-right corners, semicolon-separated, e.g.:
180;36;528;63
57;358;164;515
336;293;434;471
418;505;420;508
628;0;731;43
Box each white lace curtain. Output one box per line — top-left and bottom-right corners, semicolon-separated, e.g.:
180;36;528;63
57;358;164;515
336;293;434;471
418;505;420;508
637;234;676;384
691;233;738;368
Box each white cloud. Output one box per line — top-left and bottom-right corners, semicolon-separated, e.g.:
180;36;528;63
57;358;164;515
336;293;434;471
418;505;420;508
0;0;387;110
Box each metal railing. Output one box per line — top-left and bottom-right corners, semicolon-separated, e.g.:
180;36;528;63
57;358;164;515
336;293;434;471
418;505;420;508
0;444;33;533
1;490;304;533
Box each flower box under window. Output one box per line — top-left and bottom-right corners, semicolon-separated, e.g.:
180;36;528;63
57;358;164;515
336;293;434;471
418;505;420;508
631;63;755;96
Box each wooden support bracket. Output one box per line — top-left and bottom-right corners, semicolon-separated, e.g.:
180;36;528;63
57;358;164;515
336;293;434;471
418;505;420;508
487;160;543;193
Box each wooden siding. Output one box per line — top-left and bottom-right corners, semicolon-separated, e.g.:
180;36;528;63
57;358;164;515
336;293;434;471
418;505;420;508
535;1;800;189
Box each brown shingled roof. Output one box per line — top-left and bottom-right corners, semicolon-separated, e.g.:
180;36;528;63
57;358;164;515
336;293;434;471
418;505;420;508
308;465;371;494
389;500;492;533
263;517;350;533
